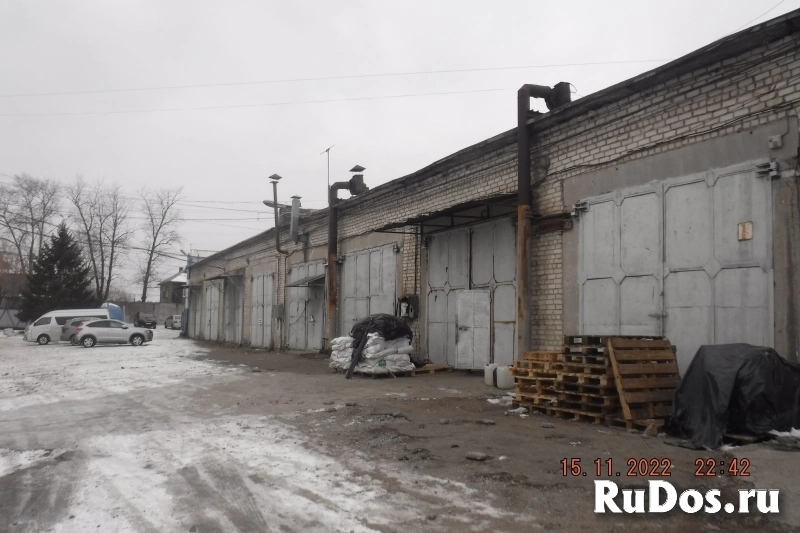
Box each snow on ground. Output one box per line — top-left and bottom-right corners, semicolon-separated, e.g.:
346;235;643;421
63;415;521;533
0;329;232;412
1;330;522;532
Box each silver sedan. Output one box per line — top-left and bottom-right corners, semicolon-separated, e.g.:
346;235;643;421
75;320;154;347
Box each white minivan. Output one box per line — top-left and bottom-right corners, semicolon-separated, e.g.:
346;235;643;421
24;309;111;345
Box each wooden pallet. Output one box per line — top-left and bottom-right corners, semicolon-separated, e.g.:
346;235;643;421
352;370;414;378
524;351;561;362
521;404;606;424
514;360;613;376
559;352;609;366
606;337;679;421
412;364;453;376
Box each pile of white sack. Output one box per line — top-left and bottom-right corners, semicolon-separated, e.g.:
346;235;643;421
329;333;415;375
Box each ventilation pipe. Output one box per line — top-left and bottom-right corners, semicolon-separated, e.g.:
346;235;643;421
326;166;369;350
263;174;290;255
290;196;308;244
517;83;571;360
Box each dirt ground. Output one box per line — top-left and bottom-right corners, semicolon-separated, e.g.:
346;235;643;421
1;331;799;532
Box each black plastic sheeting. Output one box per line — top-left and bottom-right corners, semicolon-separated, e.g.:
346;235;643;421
349;313;412;345
672;344;800;449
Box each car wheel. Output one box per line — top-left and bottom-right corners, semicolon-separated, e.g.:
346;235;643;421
69;334;77;345
82;336;96;348
37;334;50;345
130;334;144;346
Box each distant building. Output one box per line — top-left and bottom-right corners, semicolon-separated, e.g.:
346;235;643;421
0;272;27;329
159;268;187;304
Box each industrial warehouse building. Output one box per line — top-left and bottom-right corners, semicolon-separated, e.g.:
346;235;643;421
186;11;800;372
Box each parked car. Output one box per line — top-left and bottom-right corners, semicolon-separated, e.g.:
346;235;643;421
24;309;111;345
75;320;153;347
133;312;157;329
61;317;101;344
165;315;182;330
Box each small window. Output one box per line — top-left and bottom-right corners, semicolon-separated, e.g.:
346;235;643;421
34;317;51;326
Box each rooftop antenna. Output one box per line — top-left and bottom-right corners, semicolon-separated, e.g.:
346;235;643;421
321;145;335;190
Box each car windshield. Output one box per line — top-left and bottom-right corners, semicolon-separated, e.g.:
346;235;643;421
140;314;155;320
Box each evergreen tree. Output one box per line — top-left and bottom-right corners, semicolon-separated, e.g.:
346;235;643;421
18;224;96;322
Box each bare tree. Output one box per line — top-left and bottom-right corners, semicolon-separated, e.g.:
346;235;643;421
68;178;134;301
138;188;182;302
0;174;61;274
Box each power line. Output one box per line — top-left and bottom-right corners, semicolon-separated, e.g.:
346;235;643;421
0;87;515;117
0;59;671;99
730;0;788;34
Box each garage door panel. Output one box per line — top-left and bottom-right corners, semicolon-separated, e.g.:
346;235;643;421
582;278;618;334
493;284;516;322
428;235;448;288
620;276;660;335
665;181;712;270
427;290;447;322
583;200;617;278
666;307;712;375
621;193;660;275
342;297;356;332
355;253;369;297
714;172;769;267
369;250;382;294
428;323;447;365
715;267;768;308
471;224;493;286
715;307;765;346
494;323;515;367
493;220;516;283
448;230;469;288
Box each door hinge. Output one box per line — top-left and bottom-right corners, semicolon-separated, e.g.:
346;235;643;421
571;201;588;218
756;160;779;179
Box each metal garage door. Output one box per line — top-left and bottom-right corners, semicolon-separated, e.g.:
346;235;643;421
287;261;325;351
250;273;274;348
189;287;202;338
579;160;773;374
426;218;517;369
204;283;221;341
341;244;397;334
223;277;243;344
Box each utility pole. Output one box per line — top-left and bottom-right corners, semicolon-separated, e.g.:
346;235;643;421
321;145;335;190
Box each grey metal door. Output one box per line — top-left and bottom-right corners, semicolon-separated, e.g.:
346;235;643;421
456;290;491;369
224;277;243;344
249;273;273;348
341;244;397;334
205;283;220;341
287;261;325;351
579;160;773;374
663;162;773;374
426;218;517;368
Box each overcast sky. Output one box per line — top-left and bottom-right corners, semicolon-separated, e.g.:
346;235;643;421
0;0;797;296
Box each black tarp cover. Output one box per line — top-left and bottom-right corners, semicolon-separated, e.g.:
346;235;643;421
349;313;412;345
672;344;800;449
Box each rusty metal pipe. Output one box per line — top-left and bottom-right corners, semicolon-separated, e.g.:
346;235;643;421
516;83;571;360
272;180;289;256
326;181;352;350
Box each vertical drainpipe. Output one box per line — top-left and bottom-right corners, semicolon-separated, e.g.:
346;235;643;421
516;83;571;360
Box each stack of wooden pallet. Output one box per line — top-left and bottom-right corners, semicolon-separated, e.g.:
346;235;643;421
512;335;620;423
513;335;680;429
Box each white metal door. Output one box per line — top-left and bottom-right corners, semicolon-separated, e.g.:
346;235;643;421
224;277;243;344
341;244;397;334
426;219;517;368
288;261;325;350
663;163;773;374
455;290;491;369
204;283;220;341
579;160;773;374
249;273;273;348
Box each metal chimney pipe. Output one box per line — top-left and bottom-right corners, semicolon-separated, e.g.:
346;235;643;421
290;196;302;243
516;83;571;360
267;176;289;256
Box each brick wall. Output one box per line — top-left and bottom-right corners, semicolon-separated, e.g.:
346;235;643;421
189;33;800;354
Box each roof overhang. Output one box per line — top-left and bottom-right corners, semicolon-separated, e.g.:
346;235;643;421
286;273;326;287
